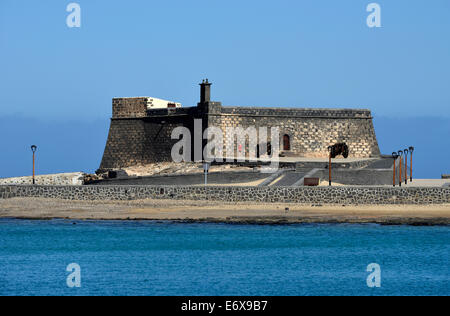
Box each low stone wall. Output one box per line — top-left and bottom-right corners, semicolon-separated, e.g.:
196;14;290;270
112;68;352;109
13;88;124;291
0;185;449;205
0;173;85;186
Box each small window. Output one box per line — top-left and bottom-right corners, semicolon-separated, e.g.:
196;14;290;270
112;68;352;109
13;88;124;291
283;134;291;151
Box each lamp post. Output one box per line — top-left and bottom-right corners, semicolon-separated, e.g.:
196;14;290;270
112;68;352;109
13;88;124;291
409;146;414;182
327;146;332;186
31;145;37;185
392;152;399;187
404;149;409;185
203;162;210;186
397;150;403;187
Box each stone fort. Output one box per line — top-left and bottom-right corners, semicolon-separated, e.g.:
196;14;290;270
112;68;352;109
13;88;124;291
99;80;380;171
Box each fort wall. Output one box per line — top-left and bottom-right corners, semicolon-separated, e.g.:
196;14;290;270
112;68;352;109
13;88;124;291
99;82;381;170
112;97;148;118
208;106;379;159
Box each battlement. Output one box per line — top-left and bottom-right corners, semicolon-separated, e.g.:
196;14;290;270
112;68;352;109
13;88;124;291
112;97;182;118
219;106;372;119
112;97;149;118
113;97;372;120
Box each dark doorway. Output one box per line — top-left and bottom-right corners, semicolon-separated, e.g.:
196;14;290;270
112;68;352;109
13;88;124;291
283;134;290;151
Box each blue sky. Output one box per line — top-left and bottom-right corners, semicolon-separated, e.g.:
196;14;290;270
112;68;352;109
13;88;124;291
0;0;449;178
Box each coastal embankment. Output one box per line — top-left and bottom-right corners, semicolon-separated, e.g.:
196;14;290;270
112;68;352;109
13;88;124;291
1;185;449;225
1;184;449;204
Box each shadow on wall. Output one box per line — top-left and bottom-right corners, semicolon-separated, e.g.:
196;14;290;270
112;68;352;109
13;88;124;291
0;116;109;178
373;116;450;179
0;115;448;179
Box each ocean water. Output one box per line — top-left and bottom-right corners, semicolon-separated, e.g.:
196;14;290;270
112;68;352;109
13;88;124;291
0;219;448;296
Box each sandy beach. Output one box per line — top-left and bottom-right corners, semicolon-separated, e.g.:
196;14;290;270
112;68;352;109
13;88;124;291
0;197;449;225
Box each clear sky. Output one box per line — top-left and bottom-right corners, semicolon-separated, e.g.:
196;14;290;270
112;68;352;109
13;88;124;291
1;0;449;119
0;1;449;178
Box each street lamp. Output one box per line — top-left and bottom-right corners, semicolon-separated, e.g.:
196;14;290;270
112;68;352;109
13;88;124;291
31;145;37;185
392;152;399;187
409;146;414;182
327;146;332;186
404;148;409;185
397;150;403;187
203;162;210;186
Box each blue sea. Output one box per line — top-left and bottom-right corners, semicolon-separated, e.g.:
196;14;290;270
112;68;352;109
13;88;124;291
0;219;448;296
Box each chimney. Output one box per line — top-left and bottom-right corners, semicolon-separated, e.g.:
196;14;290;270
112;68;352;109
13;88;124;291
199;79;212;103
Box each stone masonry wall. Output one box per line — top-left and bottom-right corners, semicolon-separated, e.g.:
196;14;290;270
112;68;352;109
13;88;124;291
0;185;449;205
0;173;85;186
112;97;148;118
142;118;193;164
208;107;380;159
100;99;209;170
99;119;147;169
